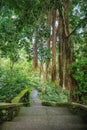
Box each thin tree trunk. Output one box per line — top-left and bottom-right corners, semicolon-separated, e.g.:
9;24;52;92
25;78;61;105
46;38;50;80
51;9;57;82
10;60;14;80
46;13;51;80
58;14;64;88
46;10;52;80
40;62;44;79
33;39;38;70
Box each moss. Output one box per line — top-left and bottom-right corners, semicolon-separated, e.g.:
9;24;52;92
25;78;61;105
0;88;30;122
42;100;70;107
42;101;56;106
11;88;29;103
68;103;87;122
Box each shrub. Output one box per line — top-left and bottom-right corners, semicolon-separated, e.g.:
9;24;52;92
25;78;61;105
0;67;30;102
71;57;87;104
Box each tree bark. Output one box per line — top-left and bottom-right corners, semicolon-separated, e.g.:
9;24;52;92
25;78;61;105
33;39;38;70
46;12;51;80
58;2;66;89
58;0;75;101
58;13;64;88
46;38;50;80
51;9;57;82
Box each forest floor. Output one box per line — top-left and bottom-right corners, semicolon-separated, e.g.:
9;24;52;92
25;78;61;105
0;88;87;130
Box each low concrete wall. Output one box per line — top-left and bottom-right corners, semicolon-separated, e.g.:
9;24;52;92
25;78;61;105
0;88;30;123
42;101;87;122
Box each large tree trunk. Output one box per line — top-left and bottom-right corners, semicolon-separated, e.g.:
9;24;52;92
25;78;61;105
51;9;57;82
64;0;73;101
58;2;66;89
33;39;38;71
58;0;74;101
63;0;75;102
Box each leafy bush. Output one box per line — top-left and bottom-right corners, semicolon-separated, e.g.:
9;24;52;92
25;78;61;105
71;54;87;104
39;80;68;103
0;66;30;102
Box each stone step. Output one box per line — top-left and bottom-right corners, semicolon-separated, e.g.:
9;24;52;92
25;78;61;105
0;89;87;130
1;120;87;130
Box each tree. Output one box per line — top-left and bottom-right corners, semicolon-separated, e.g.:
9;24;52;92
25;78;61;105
46;12;51;80
0;7;20;75
51;9;57;82
33;38;38;70
1;0;87;103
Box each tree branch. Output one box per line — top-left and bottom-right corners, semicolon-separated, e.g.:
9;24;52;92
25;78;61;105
67;16;87;38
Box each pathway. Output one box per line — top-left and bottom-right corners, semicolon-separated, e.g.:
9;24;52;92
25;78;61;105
0;88;87;130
